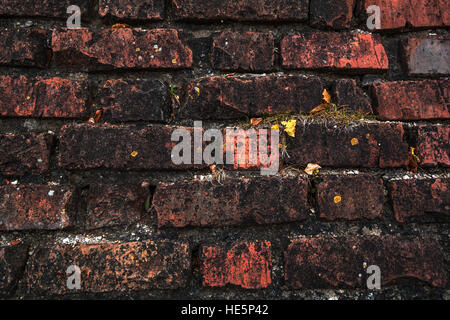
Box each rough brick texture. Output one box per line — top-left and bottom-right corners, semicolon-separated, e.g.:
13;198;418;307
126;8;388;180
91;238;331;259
417;125;450;167
0;75;89;119
0;28;49;68
0;133;52;176
172;0;309;21
364;0;449;30
0;245;28;297
316;174;384;220
372;80;449;120
403;37;450;75
286;122;409;168
24;241;190;295
389;178;449;223
52;28;193;71
0;0;449;301
334;79;373;114
178;75;324;119
285;236;447;288
0;0;90;18
58;124;202;170
201;241;272;289
310;0;355;29
98;79;169;122
281;32;388;72
99;0;165;20
0;185;75;231
86;184;148;230
212;31;275;72
154;177;309;228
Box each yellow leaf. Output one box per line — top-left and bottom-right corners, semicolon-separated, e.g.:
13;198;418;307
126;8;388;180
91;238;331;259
112;23;129;29
322;89;332;103
304;163;321;175
271;124;280;130
334;195;342;204
281;119;297;137
350;138;359;146
250;118;262;126
131;151;138;157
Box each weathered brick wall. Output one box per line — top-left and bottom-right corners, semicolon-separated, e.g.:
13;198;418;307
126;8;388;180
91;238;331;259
0;0;448;299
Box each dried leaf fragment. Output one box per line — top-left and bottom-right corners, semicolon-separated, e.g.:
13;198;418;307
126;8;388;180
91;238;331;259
304;163;321;175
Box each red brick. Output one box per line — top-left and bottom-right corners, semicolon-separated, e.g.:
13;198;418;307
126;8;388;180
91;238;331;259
0;133;52;176
316;174;384;220
372;80;449;120
153;177;310;228
285;236;447;288
99;0;165;20
364;0;448;30
403;37;450;75
58;123;203;170
178;75;323;119
86;184;148;230
286;122;409;168
212;31;274;72
388;178;449;223
0;75;89;119
172;0;309;21
281;32;388;72
310;0;355;29
417;125;450;167
52;28;193;71
0;28;49;68
201;241;271;289
0;185;76;231
0;0;89;18
334;79;372;114
0;245;28;296
98;79;169;122
24;241;190;295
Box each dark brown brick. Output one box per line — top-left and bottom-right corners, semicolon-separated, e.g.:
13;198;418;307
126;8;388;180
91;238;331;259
403;37;450;75
372;80;449;120
172;0;309;21
316;174;384;220
0;28;49;68
52;28;193;71
0;133;52;176
0;185;76;231
286;122;409;168
24;241;190;295
388;178;449;223
177;75;323;120
99;0;165;20
417;125;450;167
334;79;372;114
0;0;89;18
0;75;89;119
86;184;148;230
58;123;203;170
285;236;447;288
364;0;448;30
153;177;310;228
310;0;355;29
98;79;170;122
281;32;388;72
212;31;274;72
201;241;271;289
0;245;28;296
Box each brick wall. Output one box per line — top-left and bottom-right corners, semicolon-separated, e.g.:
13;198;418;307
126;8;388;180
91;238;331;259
0;0;449;299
